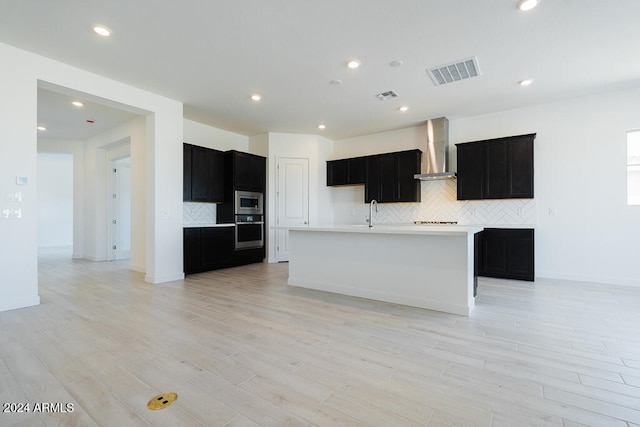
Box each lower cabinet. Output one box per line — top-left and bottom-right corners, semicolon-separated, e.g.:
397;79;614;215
184;227;234;274
200;227;234;272
478;228;535;281
184;226;264;275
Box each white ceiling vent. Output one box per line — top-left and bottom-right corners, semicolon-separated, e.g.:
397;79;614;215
427;57;481;86
375;90;399;101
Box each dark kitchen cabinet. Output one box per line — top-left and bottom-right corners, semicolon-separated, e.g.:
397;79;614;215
395;150;422;202
456;142;484;200
478;228;534;281
326;157;365;186
226;150;266;192
183;144;192;201
456;134;535;200
183;226;235;274
183;227;200;274
183;143;224;203
365;149;421;203
200;227;234;271
218;150;267;224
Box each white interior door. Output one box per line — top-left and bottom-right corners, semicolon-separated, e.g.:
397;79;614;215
109;159;131;260
276;157;309;262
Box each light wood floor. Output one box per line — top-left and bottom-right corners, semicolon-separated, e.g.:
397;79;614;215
1;248;640;426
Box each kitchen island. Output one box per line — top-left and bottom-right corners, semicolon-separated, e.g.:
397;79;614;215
286;224;483;316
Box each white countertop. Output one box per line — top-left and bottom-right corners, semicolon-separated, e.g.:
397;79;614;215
183;223;235;228
285;224;484;236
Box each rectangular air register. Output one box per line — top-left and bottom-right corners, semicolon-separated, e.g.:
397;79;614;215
428;56;481;86
375;90;399;101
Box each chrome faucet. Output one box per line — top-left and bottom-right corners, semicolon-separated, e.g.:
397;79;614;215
368;199;378;228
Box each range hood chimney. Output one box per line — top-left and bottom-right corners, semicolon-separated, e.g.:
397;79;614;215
414;117;456;180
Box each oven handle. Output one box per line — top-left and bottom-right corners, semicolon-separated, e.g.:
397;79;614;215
235;221;264;225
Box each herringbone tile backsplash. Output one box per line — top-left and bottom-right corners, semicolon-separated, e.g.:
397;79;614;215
183;202;216;225
375;179;536;225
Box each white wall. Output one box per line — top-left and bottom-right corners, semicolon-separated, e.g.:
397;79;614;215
451;88;640;287
331;87;640;287
183;119;249;152
38;139;85;258
333;124;426;159
36;153;73;247
0;42;184;312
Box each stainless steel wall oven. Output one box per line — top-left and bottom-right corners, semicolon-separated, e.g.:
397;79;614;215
234;190;264;250
235;214;264;249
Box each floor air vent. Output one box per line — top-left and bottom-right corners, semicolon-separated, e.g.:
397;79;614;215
427;56;480;86
375;90;399;101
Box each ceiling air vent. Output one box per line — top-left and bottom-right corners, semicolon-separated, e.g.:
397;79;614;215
375;90;399;101
427;56;481;86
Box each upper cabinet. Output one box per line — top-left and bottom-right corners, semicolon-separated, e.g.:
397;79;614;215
365;149;422;203
327;157;365;186
327;150;421;203
456;133;535;200
183;143;224;203
225;150;266;192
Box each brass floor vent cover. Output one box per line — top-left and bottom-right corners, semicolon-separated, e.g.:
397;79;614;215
147;392;178;410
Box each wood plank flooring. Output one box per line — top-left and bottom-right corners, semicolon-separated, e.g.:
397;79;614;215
1;247;640;426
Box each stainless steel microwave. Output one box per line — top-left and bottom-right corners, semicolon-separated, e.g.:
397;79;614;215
235;190;263;215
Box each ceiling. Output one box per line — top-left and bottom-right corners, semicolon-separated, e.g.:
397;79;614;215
2;0;640;141
37;87;141;140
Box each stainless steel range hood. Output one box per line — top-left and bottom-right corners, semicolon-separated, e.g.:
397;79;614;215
414;117;456;180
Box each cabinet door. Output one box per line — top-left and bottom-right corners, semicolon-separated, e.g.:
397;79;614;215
346;157;365;184
365;155;381;203
250;154;266;191
481;229;508;277
506;229;535;281
327;160;347;186
190;146;224;203
484;140;509;199
395;150;421;202
200;227;234;270
183;228;200;274
190;145;211;202
456;142;484;200
378;153;396;202
183;144;192;201
233;151;265;191
209;149;224;202
508;136;534;198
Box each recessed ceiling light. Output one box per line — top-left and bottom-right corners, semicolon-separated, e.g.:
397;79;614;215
71;101;84;107
318;124;326;130
330;79;343;86
250;94;262;101
517;0;539;11
37;126;46;131
92;25;112;37
519;79;534;86
390;60;404;68
398;106;409;112
347;59;361;69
